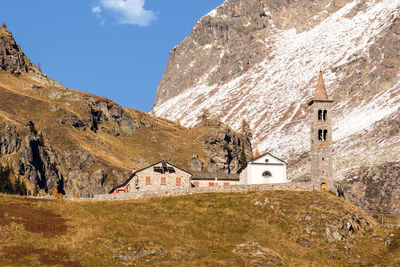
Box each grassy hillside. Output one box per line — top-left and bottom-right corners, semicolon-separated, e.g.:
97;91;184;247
0;191;399;266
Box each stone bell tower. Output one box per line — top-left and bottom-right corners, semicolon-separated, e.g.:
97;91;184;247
308;72;334;191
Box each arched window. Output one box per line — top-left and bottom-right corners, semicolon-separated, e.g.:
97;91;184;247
318;110;323;121
323;130;328;141
323;110;327;121
262;171;272;177
318;129;323;141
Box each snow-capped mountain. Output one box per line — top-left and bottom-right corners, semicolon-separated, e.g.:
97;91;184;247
152;0;400;180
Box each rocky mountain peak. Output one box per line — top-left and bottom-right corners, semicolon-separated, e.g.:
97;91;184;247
0;25;38;76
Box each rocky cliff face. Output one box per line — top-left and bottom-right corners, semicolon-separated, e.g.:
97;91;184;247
0;26;36;76
339;162;400;217
195;119;252;173
0;26;60;86
153;0;400;182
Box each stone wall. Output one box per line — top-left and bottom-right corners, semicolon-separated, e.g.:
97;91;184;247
92;182;311;201
193;180;240;187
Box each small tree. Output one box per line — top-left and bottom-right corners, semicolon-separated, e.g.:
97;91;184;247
14;177;27;196
197;108;210;121
1;22;6;29
241;119;253;140
37;62;42;73
239;143;248;169
38;132;45;146
52;187;62;199
0;164;13;194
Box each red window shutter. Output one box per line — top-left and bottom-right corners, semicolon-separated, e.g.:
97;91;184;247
116;189;119;194
146;176;151;185
161;177;166;185
224;182;230;186
194;182;199;187
176;177;181;185
209;182;214;187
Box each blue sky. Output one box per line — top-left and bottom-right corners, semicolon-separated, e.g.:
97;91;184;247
1;0;224;112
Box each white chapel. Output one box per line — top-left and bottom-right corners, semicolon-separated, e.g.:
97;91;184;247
239;153;287;185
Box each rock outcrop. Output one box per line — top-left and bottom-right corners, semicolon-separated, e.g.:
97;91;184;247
339;162;400;217
0;26;37;75
188;154;204;172
0;123;21;156
196;119;252;173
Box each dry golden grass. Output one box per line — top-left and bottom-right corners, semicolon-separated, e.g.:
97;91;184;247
0;191;398;266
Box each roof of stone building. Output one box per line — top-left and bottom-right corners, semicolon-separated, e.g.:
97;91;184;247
308;71;334;105
191;172;240;181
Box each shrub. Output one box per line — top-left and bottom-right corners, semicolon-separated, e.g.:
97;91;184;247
0;164;13;194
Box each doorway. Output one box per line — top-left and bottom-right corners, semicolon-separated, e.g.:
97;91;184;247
321;183;327;191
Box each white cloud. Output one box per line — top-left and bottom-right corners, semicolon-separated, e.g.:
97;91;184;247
95;0;157;27
92;6;102;17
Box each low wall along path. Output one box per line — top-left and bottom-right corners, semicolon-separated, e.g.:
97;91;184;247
91;182;311;201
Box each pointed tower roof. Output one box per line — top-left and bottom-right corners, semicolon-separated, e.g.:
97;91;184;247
308;71;333;106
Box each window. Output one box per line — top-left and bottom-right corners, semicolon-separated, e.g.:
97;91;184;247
146;176;151;185
262;171;272;177
193;182;199;187
265;159;269;163
176;177;181;186
161;177;166;185
209;182;215;187
323;110;327;121
318;110;323;121
323;130;328;141
318;129;323;141
322;157;325;161
224;182;230;186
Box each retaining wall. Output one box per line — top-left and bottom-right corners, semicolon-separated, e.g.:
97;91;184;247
91;182;311;201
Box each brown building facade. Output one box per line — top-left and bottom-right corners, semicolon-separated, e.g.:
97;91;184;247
308;72;334;192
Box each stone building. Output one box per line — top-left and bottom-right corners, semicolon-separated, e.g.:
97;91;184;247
239;153;287;185
191;172;240;187
308;72;334;191
111;161;192;193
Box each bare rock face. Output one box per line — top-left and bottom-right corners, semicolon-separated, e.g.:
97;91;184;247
188;154;204;172
154;0;349;106
0;26;37;76
339;162;400;217
0;123;21;156
18;133;60;192
93;100;141;135
234;243;284;266
197;119;252;173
